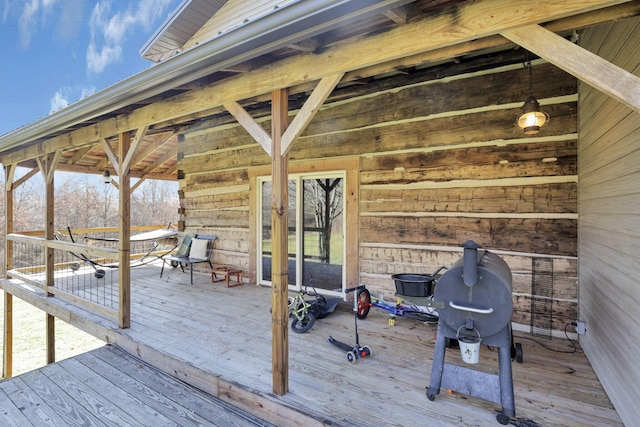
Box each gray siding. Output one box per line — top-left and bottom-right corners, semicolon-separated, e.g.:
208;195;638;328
578;16;640;426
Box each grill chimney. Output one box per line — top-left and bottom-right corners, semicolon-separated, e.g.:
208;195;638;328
462;240;481;287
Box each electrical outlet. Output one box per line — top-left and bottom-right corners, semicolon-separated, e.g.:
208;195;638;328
576;321;587;335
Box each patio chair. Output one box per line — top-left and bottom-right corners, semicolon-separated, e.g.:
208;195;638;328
160;234;217;284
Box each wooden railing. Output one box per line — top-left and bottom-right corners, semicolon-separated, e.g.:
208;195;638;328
4;225;177;327
6;233;121;322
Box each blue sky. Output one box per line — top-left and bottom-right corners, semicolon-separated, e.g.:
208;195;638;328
0;0;183;137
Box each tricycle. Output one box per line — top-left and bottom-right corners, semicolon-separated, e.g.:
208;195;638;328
355;266;447;325
288;275;342;333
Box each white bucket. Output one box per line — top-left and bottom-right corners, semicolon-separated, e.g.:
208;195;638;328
457;326;481;364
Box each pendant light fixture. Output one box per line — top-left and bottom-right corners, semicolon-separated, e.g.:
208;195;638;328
103;169;112;184
515;59;549;135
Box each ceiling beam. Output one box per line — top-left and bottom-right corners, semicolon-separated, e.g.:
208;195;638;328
129;132;176;170
224;101;273;154
383;3;422;24
502;23;640;113
344;1;640;83
139;146;178;176
281;72;344;155
1;0;633;165
11;167;39;191
122;125;149;175
65;145;93;166
130;177;146;193
140;2;640;137
35;151;61;185
54;163;177;181
286;39;319;53
101;138;120;175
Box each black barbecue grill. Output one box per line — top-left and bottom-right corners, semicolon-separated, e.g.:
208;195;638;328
427;240;520;425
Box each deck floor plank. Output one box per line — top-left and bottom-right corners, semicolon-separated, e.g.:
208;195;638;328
90;346;268;427
2;373;102;427
32;361;139;427
63;355;208;426
0;262;623;426
0;387;42;427
0;345;272;427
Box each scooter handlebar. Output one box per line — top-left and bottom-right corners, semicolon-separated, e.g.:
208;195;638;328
345;285;366;294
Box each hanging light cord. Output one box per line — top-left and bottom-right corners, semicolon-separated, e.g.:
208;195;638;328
527;60;533;96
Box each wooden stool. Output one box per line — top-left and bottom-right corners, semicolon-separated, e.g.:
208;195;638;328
211;266;242;287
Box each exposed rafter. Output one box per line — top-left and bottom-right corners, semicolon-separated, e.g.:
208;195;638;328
502;24;640;113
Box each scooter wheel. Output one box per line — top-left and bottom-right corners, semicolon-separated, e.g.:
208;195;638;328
356;288;371;319
347;351;356;364
362;346;372;357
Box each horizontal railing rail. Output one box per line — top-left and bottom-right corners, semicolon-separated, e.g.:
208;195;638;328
7;233;121;322
4;225;177;326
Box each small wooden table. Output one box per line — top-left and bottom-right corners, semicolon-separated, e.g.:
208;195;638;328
211;266;242;287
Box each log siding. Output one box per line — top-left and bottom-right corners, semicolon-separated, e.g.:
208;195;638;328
177;53;578;334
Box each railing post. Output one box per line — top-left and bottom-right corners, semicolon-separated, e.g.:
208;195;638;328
118;132;131;328
45;158;55;297
3;165;14;378
44;154;56;363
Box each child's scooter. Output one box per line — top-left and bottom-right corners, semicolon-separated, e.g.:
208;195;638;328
328;285;372;363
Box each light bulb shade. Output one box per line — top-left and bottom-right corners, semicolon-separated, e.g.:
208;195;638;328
103;170;112;184
516;95;549;135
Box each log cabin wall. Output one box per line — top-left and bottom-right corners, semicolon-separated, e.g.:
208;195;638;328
578;16;640;426
178;52;578;334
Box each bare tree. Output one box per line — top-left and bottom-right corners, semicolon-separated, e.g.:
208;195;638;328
132;180;178;227
304;178;343;264
13;176;45;232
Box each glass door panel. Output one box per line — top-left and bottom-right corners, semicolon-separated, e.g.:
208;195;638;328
302;178;343;292
260;179;297;286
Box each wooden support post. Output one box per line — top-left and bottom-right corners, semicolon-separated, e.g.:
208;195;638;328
2;292;12;379
118;132;131;329
46;314;55;365
45;155;55;298
271;88;289;395
3;166;14;378
44;155;55;361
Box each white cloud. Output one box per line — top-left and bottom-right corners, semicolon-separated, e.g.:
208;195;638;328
50;85;97;114
1;0;12;23
87;41;122;74
17;0;58;48
50;90;69;113
80;86;97;99
86;0;174;74
18;0;39;48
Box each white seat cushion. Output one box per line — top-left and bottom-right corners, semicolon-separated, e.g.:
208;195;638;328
189;238;208;259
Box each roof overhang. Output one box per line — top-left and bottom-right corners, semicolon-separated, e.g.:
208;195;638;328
140;0;227;63
0;0;414;153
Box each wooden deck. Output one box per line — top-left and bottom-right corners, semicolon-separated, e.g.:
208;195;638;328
0;345;272;426
1;262;623;426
